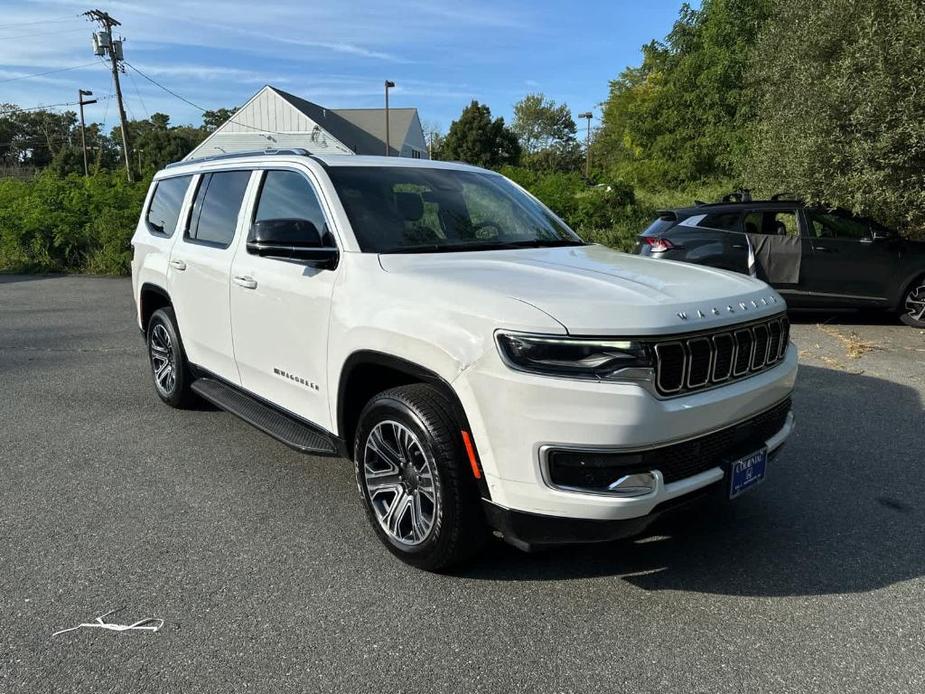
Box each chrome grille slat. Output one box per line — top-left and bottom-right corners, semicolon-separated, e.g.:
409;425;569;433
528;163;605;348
652;314;789;397
711;333;734;382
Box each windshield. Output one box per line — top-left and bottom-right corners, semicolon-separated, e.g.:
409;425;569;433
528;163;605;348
325;166;584;253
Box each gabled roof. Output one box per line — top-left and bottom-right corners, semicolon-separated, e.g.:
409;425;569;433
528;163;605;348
272;87;419;156
183;85;427;161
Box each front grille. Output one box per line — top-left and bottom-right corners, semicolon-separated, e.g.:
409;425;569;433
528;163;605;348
655;314;789;396
546;397;792;490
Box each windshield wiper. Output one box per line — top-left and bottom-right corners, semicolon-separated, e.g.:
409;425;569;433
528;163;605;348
383;239;585;254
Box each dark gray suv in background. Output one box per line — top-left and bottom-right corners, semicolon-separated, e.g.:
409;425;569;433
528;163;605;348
635;195;925;327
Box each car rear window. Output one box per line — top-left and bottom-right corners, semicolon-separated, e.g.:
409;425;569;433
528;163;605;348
700;212;740;231
146;175;191;237
640;218;676;236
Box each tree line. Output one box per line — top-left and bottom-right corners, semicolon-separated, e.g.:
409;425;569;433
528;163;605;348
1;0;922;275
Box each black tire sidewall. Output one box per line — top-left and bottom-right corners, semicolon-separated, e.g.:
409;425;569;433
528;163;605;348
354;388;473;569
146;307;191;407
899;276;925;328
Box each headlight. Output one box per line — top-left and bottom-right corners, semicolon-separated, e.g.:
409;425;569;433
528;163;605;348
496;332;652;380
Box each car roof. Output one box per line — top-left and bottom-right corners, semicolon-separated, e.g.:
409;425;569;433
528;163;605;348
158;149;489;179
671;200;806;217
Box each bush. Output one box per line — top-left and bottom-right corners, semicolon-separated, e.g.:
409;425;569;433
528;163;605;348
0;170;150;275
500;166;651;252
745;0;925;235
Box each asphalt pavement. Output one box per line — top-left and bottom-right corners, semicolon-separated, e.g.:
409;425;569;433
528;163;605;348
1;274;923;693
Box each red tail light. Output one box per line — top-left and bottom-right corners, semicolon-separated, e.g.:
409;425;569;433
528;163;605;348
645;237;674;253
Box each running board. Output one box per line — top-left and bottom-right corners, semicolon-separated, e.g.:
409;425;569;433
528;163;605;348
191;377;339;456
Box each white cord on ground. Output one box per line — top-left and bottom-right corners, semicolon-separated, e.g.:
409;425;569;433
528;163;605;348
52;608;164;637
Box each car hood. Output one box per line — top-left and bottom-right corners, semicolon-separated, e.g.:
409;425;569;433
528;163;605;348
378;244;786;335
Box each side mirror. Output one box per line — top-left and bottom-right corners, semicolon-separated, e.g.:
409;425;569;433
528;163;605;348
870;228;895;241
247;218;339;269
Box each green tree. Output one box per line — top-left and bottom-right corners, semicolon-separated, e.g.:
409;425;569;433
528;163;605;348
595;0;770;187
442;101;520;169
0;107;80;168
201;107;238;133
745;0;925;233
511;93;581;171
113;114;205;173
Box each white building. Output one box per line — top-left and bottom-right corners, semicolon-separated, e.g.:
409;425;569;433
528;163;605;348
185;85;428;161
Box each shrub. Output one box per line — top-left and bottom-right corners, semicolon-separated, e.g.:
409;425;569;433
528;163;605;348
0;170;150;275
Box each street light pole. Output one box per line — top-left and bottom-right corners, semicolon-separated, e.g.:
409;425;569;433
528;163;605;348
78;89;97;177
578;112;593;179
384;80;395;156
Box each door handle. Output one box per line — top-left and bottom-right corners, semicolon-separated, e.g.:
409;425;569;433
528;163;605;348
812;245;833;253
233;275;258;290
731;243;747;249
169;259;187;270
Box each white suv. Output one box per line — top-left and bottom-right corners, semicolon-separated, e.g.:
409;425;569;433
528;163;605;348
131;149;796;570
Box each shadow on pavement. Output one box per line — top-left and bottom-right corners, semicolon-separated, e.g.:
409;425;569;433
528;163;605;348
461;365;925;596
787;307;898;326
0;273;67;285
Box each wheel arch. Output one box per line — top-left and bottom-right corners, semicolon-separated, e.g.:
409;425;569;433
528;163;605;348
139;283;172;335
894;269;925;310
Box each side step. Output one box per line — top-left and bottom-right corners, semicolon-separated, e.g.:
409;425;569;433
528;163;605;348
191;378;339;456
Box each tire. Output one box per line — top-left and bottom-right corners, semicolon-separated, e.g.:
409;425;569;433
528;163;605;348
354;384;487;571
146;307;196;408
899;275;925;328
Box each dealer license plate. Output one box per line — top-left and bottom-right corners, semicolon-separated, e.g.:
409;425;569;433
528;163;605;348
728;448;767;499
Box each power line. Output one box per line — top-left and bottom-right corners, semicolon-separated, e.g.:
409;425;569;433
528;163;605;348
0;27;87;42
0;96;113;117
125;67;149;120
124;61;207;112
0;61;99;85
124;61;282;135
0;15;78;30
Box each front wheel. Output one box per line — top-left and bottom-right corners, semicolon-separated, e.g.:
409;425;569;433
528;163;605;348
354;384;487;571
146;307;196;408
900;276;925;328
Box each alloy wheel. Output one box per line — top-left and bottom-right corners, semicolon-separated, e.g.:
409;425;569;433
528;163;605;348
905;282;925;323
149;323;177;395
362;420;438;546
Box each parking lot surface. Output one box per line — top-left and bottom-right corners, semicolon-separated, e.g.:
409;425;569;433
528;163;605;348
1;274;923;693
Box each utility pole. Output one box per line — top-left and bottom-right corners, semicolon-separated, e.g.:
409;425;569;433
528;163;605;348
578;112;593;179
78;89;96;177
86;9;132;181
384;80;395;156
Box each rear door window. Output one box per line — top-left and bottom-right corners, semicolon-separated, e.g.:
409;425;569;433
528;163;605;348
744;210;799;237
146;175;191;237
186;170;252;248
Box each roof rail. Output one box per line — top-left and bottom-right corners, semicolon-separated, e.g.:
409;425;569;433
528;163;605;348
770;192;801;201
720;188;753;204
165;148;312;169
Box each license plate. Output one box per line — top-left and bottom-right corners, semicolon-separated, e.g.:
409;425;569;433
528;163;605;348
728;448;768;499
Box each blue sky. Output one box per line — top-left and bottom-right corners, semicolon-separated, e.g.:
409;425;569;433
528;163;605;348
0;1;691;134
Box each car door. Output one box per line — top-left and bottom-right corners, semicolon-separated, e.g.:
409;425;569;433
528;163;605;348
799;209;897;305
740;208;811;305
228;167;340;430
670;211;748;272
167;169;255;384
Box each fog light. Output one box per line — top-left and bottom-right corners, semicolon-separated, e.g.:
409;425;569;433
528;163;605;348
547;449;657;496
607;472;657;497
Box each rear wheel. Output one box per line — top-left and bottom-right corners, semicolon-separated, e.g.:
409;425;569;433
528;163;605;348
147;307;196;408
354;384;487;571
900;276;925;328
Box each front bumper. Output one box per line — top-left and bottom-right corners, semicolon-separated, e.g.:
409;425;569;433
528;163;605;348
483;413;793;551
454;342;798;521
